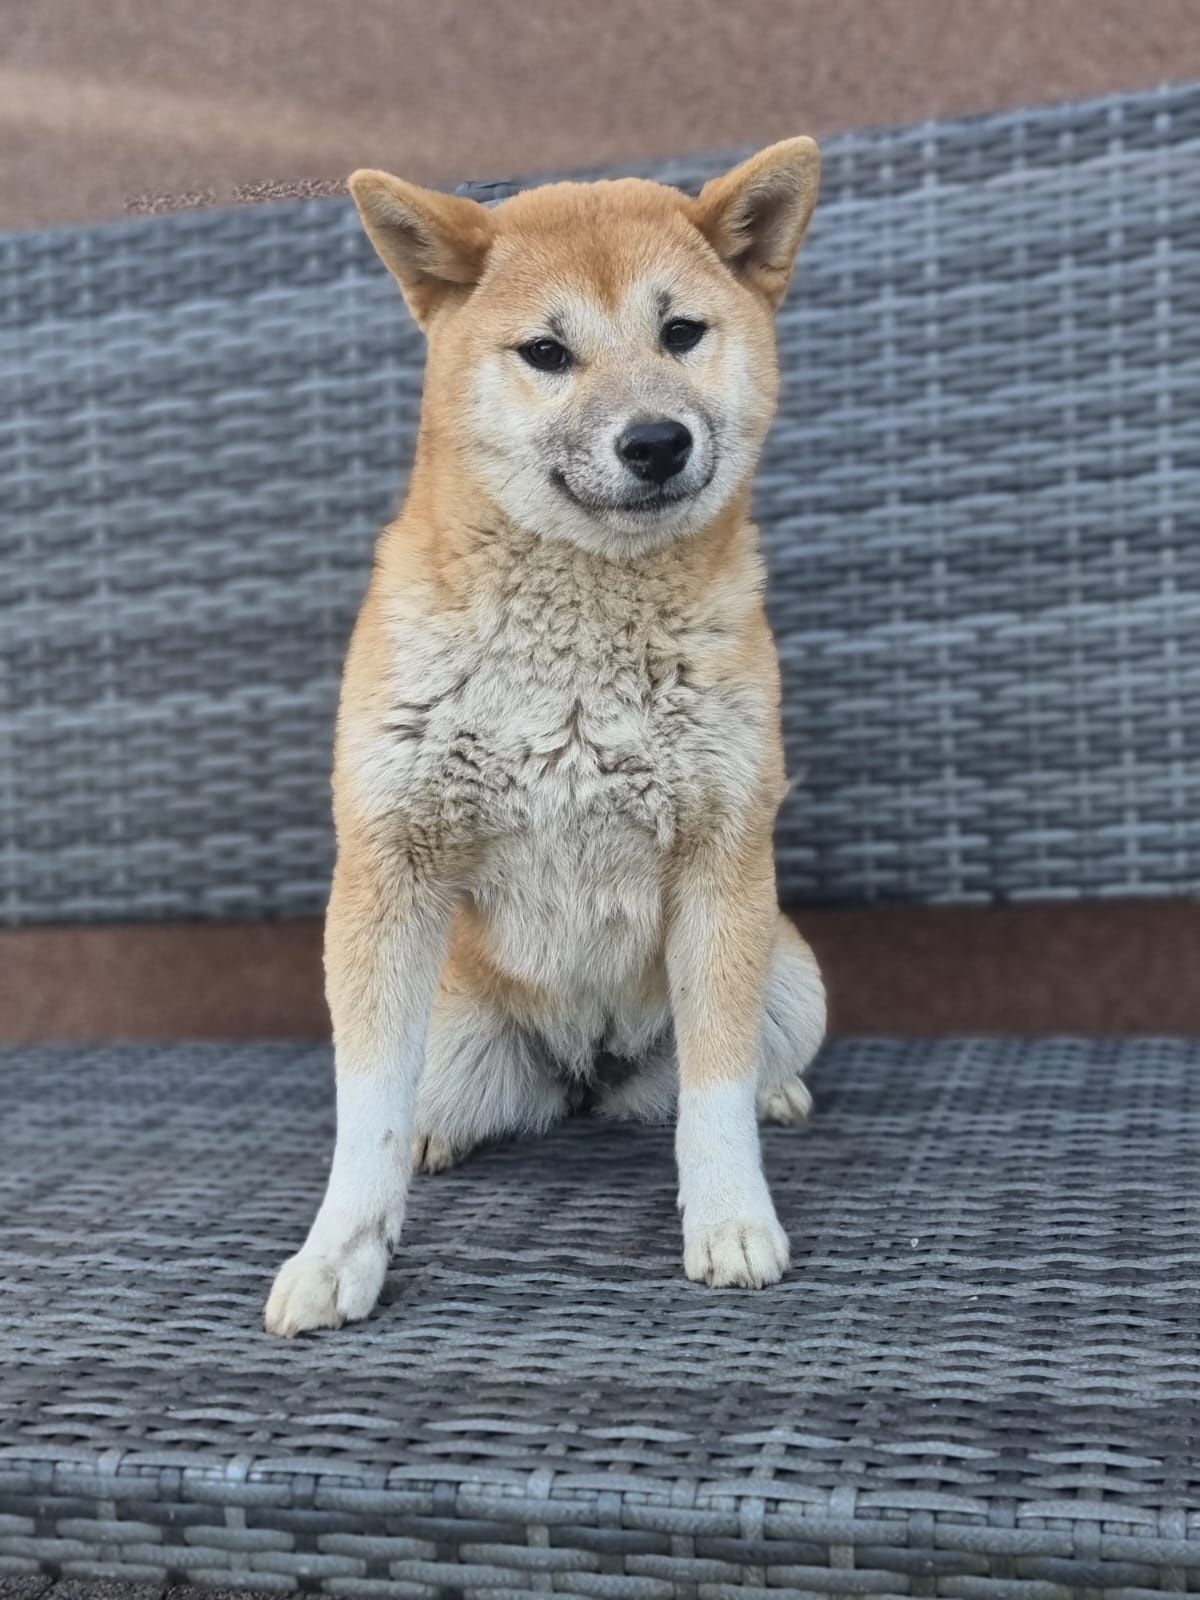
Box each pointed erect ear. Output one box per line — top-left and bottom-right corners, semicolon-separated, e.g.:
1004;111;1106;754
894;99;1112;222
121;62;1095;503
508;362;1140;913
692;137;820;311
348;169;494;327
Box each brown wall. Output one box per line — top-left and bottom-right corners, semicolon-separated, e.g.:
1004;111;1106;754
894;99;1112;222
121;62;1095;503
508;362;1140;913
5;0;1200;230
5;903;1200;1044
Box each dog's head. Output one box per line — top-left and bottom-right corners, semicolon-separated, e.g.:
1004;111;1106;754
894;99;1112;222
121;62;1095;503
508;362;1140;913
350;142;819;556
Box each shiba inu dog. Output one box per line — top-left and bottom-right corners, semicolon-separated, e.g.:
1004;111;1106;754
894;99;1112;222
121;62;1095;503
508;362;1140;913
265;140;827;1336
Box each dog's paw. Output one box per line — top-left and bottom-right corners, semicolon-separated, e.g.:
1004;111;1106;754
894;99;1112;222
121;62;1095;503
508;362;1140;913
263;1236;388;1337
684;1217;790;1289
412;1131;468;1173
757;1076;813;1125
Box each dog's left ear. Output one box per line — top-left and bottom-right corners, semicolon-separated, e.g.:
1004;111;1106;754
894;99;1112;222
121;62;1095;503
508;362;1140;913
348;169;494;328
693;138;820;311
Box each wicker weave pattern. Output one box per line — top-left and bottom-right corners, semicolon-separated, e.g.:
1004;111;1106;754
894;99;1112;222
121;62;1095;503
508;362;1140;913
4;84;1200;921
2;1036;1198;1593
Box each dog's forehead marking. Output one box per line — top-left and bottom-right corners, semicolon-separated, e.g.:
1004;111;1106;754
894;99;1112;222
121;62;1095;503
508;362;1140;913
487;185;718;314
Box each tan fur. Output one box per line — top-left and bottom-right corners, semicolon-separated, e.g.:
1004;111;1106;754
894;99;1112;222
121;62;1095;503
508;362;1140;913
265;140;827;1334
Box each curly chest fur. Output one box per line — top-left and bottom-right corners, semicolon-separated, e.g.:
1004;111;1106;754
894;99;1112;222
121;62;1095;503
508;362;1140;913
363;537;772;990
389;543;763;834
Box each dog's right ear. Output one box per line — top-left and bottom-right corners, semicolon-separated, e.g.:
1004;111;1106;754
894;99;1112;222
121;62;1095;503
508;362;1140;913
348;170;494;328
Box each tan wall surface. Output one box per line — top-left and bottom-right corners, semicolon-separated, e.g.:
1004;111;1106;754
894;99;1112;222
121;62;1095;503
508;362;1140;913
5;0;1200;230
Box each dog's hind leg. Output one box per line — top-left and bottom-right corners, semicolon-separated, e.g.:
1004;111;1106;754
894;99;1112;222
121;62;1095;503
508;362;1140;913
593;1028;678;1125
413;979;568;1173
756;916;826;1123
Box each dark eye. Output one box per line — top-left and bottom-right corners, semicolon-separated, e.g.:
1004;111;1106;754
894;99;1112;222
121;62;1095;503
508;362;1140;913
519;337;573;372
662;318;707;354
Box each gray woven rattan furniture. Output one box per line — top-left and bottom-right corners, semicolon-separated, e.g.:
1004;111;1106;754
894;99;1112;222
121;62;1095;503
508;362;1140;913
3;82;1200;1596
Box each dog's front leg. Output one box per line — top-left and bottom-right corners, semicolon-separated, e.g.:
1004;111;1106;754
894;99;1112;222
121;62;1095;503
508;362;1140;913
667;826;790;1289
264;836;457;1336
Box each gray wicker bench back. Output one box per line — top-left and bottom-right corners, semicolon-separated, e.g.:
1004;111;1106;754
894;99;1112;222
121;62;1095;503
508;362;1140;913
4;82;1200;925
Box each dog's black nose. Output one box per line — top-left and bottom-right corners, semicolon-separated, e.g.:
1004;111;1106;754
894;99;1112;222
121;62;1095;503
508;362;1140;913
616;418;693;485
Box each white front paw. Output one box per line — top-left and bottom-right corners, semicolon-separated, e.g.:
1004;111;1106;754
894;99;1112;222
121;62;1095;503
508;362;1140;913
263;1233;389;1337
684;1216;790;1288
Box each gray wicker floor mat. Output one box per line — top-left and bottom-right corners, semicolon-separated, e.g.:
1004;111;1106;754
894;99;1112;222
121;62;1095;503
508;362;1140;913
2;1037;1198;1594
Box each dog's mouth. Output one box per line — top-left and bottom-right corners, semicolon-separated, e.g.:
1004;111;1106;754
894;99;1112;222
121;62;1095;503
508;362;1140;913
551;467;714;518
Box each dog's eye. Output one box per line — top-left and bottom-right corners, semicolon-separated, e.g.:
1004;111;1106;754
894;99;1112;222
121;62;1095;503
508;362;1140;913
519;337;573;372
661;318;707;354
